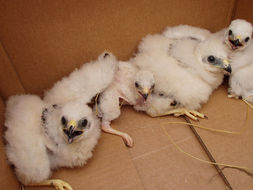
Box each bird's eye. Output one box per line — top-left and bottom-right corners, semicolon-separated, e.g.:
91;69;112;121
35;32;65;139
228;30;232;36
207;56;215;63
61;116;67;126
135;82;139;88
245;37;250;42
170;100;177;106
81;119;88;127
159;93;164;96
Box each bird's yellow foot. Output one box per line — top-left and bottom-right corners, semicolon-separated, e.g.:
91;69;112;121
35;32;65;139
151;108;206;121
102;122;134;147
27;179;73;190
228;88;241;99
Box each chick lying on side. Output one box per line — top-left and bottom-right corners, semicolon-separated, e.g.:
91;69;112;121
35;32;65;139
4;95;100;190
97;61;155;147
132;32;231;120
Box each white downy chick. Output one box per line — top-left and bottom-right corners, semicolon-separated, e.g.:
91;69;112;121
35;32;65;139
218;19;253;100
4;95;100;189
222;19;253;52
228;42;253;101
131;32;231;120
44;52;117;105
163;24;211;41
97;61;155;147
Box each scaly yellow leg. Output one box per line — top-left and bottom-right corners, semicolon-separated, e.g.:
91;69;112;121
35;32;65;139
26;179;73;190
150;108;206;121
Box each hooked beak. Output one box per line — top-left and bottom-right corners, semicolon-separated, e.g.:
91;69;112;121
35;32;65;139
141;88;150;101
229;35;243;50
66;120;77;144
221;59;232;74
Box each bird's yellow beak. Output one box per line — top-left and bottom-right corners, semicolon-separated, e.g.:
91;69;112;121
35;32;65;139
223;59;232;73
235;35;242;41
67;120;77;128
140;87;151;101
143;88;149;95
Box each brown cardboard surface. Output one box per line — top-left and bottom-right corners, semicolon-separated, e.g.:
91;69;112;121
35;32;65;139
233;0;253;24
1;0;253;189
193;85;253;190
0;42;25;100
0;0;235;94
0;97;20;189
25;132;145;190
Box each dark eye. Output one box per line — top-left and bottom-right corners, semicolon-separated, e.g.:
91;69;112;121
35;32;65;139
228;30;232;36
207;56;215;63
135;82;139;88
170;100;177;106
159;93;164;96
245;37;250;42
61;116;67;126
81;119;88;127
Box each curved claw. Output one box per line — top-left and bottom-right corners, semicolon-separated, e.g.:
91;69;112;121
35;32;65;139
122;133;134;147
53;179;73;190
151;108;206;121
27;179;73;190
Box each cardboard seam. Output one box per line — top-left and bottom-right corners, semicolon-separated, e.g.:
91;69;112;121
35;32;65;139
0;40;27;94
227;0;238;25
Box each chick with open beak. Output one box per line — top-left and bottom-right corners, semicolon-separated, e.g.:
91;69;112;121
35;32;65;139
134;70;155;102
61;116;89;144
225;19;253;51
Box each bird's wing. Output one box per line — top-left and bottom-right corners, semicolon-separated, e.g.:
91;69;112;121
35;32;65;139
163;25;211;41
44;52;118;105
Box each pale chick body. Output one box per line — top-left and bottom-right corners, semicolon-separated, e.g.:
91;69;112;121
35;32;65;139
163;24;211;41
217;19;253;100
229;42;253;101
44;52;117;105
98;61;155;147
131;32;231;119
4;51;117;190
4;95;100;188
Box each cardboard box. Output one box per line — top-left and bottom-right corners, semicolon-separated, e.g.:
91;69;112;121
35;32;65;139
0;0;252;189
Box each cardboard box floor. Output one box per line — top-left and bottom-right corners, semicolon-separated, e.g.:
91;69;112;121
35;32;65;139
0;0;253;189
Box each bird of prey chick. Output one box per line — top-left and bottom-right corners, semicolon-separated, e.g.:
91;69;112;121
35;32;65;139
228;39;253;101
44;51;117;105
217;19;253;100
131;32;231;120
4;95;100;190
221;19;253;52
97;61;155;147
163;24;211;41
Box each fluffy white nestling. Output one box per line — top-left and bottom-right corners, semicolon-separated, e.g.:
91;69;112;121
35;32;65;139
163;24;211;41
97;61;155;147
131;32;231;119
221;19;253;52
44;52;117;105
218;19;253;100
228;42;253;101
4;95;100;188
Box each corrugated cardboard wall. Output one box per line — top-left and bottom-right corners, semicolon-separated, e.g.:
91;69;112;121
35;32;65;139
0;0;236;97
0;97;19;189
